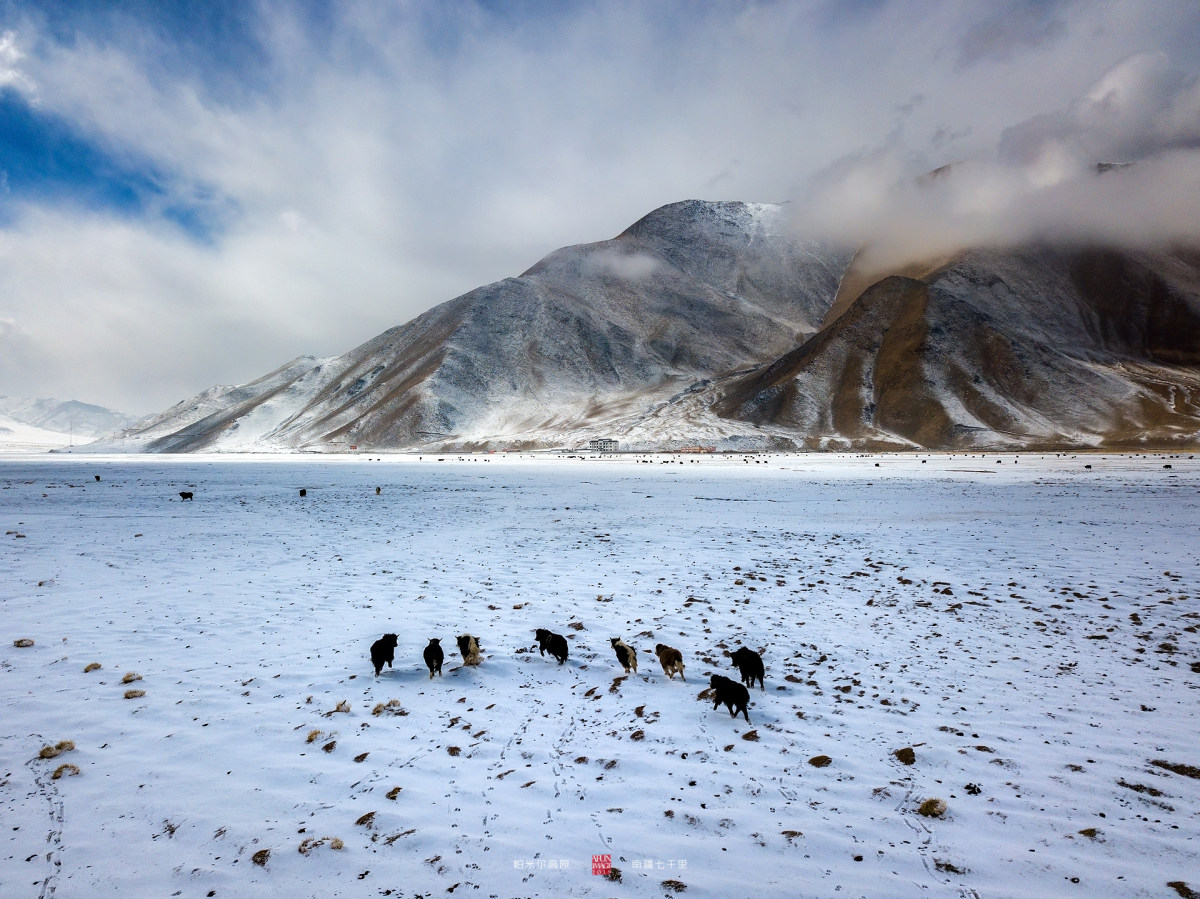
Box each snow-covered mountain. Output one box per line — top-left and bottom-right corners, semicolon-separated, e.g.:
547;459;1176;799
0;397;141;452
106;198;1200;453
112;201;852;452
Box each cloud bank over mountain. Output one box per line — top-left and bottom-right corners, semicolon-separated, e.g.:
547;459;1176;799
1;1;1198;414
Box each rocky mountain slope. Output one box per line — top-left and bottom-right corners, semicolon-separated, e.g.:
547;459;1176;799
113;201;852;452
105;198;1200;453
718;245;1200;450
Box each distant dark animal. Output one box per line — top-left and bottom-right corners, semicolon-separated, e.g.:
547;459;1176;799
299;488;307;497
610;637;637;674
535;628;569;664
375;486;381;494
94;475;100;482
457;634;481;666
370;633;399;677
730;646;765;691
710;673;751;723
654;644;686;681
178;491;193;501
423;638;444;679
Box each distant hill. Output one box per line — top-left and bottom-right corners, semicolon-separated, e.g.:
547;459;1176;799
0;397;141;451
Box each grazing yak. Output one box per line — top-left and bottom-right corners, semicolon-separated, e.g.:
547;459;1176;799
534;628;569;664
423;638;444;679
709;673;751;723
730;646;765;690
370;633;399;677
457;634;481;666
654;644;686;680
178;491;193;501
610;637;637;674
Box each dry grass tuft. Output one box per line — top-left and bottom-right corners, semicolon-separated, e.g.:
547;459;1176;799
298;836;344;855
662;879;686;892
354;752;369;763
372;699;408;717
124;689;146;699
894;747;916;765
39;740;75;760
630;730;646;741
121;672;142;684
355;811;376;827
51;763;80;780
251;848;270;866
323;699;351;717
306;729;324;743
13;638;34;648
808;755;832;768
1168;883;1199;899
741;729;760;742
84;662;101;672
604;866;622;883
1151;759;1200;780
918;798;948;818
447;746;462;756
322;740;337;753
386;786;402;800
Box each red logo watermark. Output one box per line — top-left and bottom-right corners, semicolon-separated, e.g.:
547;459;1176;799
591;854;612;875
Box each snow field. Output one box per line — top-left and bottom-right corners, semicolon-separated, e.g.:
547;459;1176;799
2;452;1199;897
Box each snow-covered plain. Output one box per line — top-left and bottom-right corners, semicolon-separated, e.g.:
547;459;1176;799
2;452;1199;898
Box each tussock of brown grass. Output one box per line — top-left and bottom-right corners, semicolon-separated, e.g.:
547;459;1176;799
372;699;408;717
251;848;270;866
1151;759;1200;780
604;866;622;883
661;878;686;892
741;729;760;742
84;662;101;672
39;740;75;760
13;638;34;648
121;672;142;684
298;836;344;855
52;763;80;780
447;746;462;756
354;752;369;763
385;786;402;800
893;747;916;765
355;811;376;827
306;729;323;743
808;755;832;768
323;699;351;717
124;689;146;699
630;730;645;741
918;798;948;818
321;740;337;753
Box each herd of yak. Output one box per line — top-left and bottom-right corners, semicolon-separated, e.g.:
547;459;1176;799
369;629;765;724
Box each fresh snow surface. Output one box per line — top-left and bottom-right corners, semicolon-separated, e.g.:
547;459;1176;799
2;452;1199;898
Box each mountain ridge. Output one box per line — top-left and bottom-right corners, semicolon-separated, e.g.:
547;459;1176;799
96;198;1200;453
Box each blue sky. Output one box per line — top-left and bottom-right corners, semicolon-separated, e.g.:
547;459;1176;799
1;0;1199;414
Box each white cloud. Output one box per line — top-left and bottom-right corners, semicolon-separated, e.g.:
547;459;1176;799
0;2;1199;413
